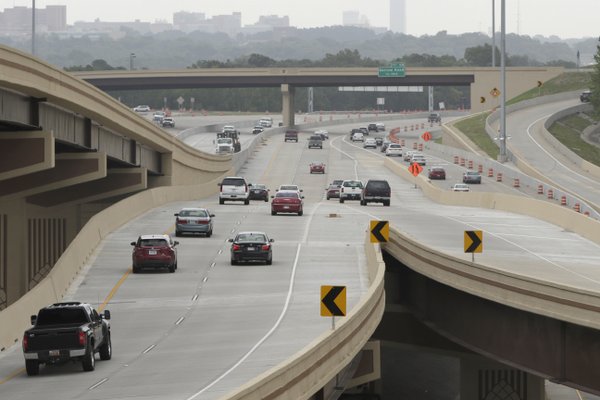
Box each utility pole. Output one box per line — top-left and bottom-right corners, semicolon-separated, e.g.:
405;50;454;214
491;0;496;67
129;53;136;71
499;0;507;162
31;0;36;56
308;87;314;113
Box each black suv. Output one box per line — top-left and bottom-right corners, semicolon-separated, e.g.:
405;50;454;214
360;179;391;206
428;113;441;123
580;90;592;103
368;123;378;132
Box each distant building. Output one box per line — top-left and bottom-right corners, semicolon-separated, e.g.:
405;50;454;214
244;15;290;35
173;11;206;32
389;0;407;34
342;10;370;27
0;5;66;35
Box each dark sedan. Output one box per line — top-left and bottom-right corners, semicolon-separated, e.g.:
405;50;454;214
463;171;482;184
248;184;269;202
428;167;446;180
229;231;274;265
310;162;326;174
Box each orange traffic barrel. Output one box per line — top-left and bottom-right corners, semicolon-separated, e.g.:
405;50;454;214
468;160;473;169
537;184;544;194
417;143;423;151
454;156;459;164
561;196;567;206
413;142;417;149
488;168;494;177
547;189;554;199
460;158;465;167
478;164;483;173
496;172;503;182
574;203;581;213
513;178;520;188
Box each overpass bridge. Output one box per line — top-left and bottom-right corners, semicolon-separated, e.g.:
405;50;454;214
73;65;564;125
1;44;600;398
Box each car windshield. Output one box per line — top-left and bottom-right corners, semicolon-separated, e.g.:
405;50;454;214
367;181;389;189
276;192;298;198
279;185;298;190
179;209;208;217
253;184;266;189
236;233;266;243
344;181;363;188
139;239;169;247
389;144;401;148
332;180;343;185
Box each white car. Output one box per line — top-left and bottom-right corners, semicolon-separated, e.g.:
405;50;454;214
133;105;150;112
385;143;403;157
351;132;364;142
315;129;329;140
452;183;470;192
376;122;385;131
363;138;377;148
410;154;427;166
403;150;416;161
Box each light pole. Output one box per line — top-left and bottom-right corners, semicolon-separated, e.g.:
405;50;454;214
31;0;36;56
491;0;496;67
498;0;507;162
129;53;136;71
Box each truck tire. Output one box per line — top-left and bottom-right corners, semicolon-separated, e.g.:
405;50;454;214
168;263;175;273
82;345;95;371
99;333;112;360
244;199;250;205
25;360;39;376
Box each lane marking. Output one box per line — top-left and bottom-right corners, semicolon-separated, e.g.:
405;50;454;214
98;269;131;312
191;294;198;302
185;243;303;400
142;345;156;354
203;277;208;283
89;378;108;390
0;368;24;385
175;317;185;326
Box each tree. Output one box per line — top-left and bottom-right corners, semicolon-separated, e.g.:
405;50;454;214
591;37;600;114
464;43;500;66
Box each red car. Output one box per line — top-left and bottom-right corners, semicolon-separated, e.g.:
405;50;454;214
131;234;178;273
428;167;446;180
310;162;326;174
271;190;304;216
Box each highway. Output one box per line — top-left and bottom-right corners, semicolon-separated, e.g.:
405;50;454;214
2;114;599;399
498;98;600;209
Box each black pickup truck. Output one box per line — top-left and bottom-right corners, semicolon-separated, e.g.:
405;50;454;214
22;302;111;375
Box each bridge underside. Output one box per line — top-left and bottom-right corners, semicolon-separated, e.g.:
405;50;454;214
380;250;600;397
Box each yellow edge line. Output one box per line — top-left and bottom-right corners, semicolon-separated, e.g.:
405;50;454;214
0;368;25;385
98;269;131;313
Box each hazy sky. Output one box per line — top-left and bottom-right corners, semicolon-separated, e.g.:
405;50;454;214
5;0;599;38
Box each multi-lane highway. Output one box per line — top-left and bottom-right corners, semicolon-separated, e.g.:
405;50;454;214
2;113;599;399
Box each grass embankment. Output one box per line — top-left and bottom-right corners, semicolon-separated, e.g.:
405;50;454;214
450;72;594;159
453;112;499;159
548;113;600;167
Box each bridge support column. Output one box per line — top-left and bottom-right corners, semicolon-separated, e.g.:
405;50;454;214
1;199;28;309
281;84;295;127
460;356;545;400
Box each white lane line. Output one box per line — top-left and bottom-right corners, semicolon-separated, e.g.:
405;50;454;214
191;294;198;302
89;378;108;390
186;202;321;399
142;345;155;354
330;136;359;180
203;277;208;283
185;243;304;400
175;317;185;326
211;261;216;268
218;249;223;254
526;115;600;186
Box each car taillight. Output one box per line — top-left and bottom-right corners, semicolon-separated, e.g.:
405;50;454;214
22;334;28;351
177;218;187;224
232;244;240;251
197;220;208;225
261;244;270;251
78;330;86;346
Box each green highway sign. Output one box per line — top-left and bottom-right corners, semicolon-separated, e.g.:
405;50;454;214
378;63;405;78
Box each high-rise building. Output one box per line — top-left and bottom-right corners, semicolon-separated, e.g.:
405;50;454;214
389;0;407;34
343;11;360;26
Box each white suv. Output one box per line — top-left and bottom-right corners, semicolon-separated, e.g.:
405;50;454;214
218;177;250;205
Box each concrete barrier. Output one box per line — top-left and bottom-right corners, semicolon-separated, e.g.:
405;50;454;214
221;234;385;400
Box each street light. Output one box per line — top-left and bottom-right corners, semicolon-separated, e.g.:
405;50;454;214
498;0;507;162
129;53;136;71
491;0;495;67
31;0;36;56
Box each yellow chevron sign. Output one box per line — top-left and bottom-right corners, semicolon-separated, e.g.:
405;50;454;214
464;230;483;253
320;285;346;317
